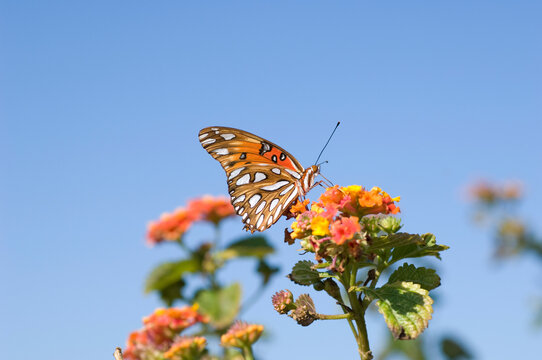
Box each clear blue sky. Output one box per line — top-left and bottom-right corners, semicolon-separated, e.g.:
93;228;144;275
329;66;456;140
1;1;541;359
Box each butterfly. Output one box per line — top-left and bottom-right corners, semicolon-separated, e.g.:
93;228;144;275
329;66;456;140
199;126;321;233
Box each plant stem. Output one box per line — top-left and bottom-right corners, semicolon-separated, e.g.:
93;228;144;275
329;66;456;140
242;345;255;360
341;266;373;360
317;313;353;320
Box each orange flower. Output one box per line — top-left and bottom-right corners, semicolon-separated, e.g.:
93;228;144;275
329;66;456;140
146;208;198;245
290;199;310;216
187;195;235;225
142;305;207;346
220;321;264;348
147;195;236;245
330;216;361;245
163;337;207;360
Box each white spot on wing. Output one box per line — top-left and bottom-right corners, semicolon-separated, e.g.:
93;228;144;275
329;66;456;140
256;214;264;229
269;199;279;211
229;167;245;180
279;184;295;196
220;133;236;140
271;168;281;174
237;207;245;214
201;138;215;145
261;180;290;191
249;194;261;207
285;168;302;179
267;215;274;225
285;189;298;208
274;204;283;219
254;172;267;183
213;148;229;155
211;127;219;130
233;195;245;204
236;174;251;185
256;201;267;214
242;213;248;220
199;133;209;140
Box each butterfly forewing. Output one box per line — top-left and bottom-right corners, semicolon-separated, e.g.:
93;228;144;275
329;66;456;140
199;126;306;232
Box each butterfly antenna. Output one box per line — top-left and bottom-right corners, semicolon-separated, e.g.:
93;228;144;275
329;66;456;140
314;122;340;165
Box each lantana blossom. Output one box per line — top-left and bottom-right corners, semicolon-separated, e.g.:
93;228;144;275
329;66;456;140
287;185;400;267
147;195;236;245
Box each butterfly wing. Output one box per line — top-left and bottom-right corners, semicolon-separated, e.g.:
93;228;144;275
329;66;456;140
199;126;305;232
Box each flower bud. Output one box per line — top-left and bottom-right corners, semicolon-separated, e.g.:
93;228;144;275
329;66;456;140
272;290;296;314
290;294;317;326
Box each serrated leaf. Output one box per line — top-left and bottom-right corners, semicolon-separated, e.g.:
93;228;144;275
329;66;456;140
366;281;433;340
216;235;274;260
390;243;449;263
195;283;241;329
388;263;441;291
289;260;320;286
367;233;425;252
144;259;200;293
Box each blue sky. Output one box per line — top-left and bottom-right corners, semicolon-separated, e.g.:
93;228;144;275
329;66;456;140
1;1;541;359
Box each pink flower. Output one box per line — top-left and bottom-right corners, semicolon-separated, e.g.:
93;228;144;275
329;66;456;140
330;216;361;245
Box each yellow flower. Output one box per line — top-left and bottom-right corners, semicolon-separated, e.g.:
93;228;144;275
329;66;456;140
220;322;264;348
311;216;330;236
343;185;363;198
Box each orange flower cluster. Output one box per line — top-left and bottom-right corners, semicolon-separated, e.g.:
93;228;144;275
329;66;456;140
124;305;208;360
147;195;235;245
163;337;207;360
220;321;264;349
288;185;400;265
469;180;522;205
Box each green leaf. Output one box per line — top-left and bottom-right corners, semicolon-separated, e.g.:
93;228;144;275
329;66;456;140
366;281;433;340
216;235;275;260
195;283;241;329
256;259;280;286
367;233;425;252
144;259;200;293
388;263;441;291
158;279;186;307
390;243;449;263
441;336;473;360
288;260;320;286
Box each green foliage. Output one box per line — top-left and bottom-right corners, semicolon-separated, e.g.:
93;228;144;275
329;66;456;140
367;233;425;252
195;283;242;330
145;259;200;293
440;336;473;360
215;235;274;260
367;281;433;340
289;260;320;286
388;263;441;291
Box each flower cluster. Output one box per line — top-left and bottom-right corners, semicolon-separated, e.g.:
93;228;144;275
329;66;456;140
124;305;208;360
147;195;235;245
287;185;400;268
220;321;264;349
469;180;522;205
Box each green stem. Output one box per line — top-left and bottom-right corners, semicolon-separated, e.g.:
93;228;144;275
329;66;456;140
317;313;353;320
242;345;255;360
347;266;373;360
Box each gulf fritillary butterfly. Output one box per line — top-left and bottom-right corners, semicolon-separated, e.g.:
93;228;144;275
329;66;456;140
199;126;321;233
